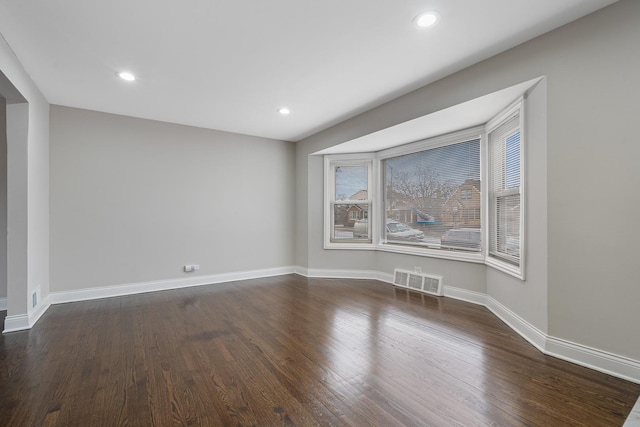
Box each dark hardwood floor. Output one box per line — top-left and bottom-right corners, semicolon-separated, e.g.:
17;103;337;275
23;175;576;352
1;275;638;426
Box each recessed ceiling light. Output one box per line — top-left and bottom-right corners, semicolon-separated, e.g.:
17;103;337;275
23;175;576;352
278;107;291;115
117;71;136;81
414;11;440;29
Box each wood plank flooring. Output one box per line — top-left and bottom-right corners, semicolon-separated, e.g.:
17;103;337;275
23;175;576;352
1;275;639;426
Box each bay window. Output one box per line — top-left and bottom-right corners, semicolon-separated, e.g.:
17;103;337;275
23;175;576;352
323;97;525;279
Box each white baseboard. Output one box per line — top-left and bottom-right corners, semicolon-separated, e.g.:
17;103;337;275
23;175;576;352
3;314;28;332
296;267;640;385
5;264;639;385
546;336;640;385
485;296;547;353
50;266;296;305
3;296;51;333
0;297;6;311
482;296;639;384
444;285;487;306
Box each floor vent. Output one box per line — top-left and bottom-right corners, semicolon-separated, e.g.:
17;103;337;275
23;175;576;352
393;269;444;296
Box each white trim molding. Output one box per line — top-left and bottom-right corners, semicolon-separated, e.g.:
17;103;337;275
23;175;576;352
3;295;51;333
484;297;639;384
295;267;640;385
50;266;296;305
3;314;29;333
546;336;640;385
4;267;295;333
485;295;547;353
444;285;487;307
3;265;639;386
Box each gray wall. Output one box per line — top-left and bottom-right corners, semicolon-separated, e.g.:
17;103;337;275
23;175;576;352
0;98;6;301
296;0;640;359
0;35;49;318
486;79;548;334
50;106;295;292
544;2;639;359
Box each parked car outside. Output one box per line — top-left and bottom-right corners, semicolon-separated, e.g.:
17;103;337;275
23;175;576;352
505;236;520;257
440;228;481;251
386;221;424;241
353;220;425;241
353;219;369;238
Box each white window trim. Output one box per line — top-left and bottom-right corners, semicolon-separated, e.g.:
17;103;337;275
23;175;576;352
485;98;526;280
376;244;485;263
377;126;485;261
322;100;526;281
324;154;376;250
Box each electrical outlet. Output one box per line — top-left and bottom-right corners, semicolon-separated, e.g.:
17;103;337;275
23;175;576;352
184;264;200;273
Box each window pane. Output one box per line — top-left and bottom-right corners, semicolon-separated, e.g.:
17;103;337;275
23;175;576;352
489;116;520;194
335;166;368;201
333;203;370;240
505;132;520;189
496;194;520;261
489;111;521;266
384;139;481;251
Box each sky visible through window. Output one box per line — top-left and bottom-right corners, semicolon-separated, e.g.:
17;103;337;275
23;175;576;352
335;166;368;200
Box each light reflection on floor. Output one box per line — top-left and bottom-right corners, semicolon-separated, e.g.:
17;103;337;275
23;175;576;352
324;297;495;418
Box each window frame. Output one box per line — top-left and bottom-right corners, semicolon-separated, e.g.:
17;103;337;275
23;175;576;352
376;127;485;263
485;98;526;279
324;154;376;250
322;99;526;280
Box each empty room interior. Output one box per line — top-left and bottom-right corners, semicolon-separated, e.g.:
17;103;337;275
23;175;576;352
1;0;640;426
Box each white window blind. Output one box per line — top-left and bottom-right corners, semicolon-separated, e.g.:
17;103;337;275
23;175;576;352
489;113;521;265
383;137;481;251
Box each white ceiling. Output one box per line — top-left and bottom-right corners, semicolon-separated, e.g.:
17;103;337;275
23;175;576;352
0;0;618;142
314;77;543;155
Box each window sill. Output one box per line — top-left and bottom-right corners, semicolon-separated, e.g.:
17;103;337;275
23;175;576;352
324;241;526;277
485;256;524;280
324;241;485;264
324;242;376;251
377;243;485;263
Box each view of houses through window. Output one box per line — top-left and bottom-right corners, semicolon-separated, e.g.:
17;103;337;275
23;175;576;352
325;99;523;275
329;138;483;252
383;138;481;251
332;164;370;241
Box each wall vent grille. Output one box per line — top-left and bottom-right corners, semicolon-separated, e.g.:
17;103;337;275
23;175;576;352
392;269;444;297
